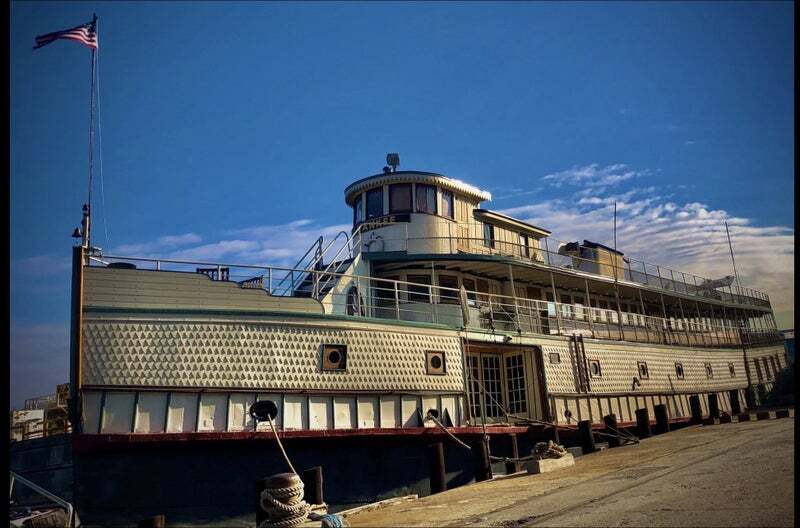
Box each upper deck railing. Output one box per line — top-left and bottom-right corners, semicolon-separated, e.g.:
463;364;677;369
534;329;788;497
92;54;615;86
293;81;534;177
86;254;782;350
355;220;771;310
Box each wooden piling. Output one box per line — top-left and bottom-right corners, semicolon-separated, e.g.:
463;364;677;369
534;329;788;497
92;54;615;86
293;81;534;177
505;433;521;475
577;420;595;454
302;466;324;505
473;436;493;482
654;404;670;434
137;515;165;528
603;414;621;448
428;443;446;494
635;408;651;438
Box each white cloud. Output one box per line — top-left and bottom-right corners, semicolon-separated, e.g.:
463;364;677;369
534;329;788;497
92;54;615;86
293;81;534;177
500;166;795;314
114;232;202;255
542;163;648;189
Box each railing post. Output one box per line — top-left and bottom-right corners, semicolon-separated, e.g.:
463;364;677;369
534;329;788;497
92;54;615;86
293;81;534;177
656;266;664;289
584;278;595;339
549;271;562;335
156;260;161;271
268;268;272;294
394;281;400;320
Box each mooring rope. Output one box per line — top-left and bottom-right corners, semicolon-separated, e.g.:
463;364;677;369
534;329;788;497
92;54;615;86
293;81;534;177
258;416;310;528
425;413;472;451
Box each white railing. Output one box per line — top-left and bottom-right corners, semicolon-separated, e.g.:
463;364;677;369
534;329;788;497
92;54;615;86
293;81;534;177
87;254;782;349
353;219;771;309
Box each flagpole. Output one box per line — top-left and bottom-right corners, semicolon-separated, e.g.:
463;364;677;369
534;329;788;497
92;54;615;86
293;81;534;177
84;13;98;249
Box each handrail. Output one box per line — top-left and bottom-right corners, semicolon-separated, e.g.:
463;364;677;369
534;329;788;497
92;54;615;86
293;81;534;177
354;222;771;309
9;471;75;528
88;253;782;349
271;236;323;295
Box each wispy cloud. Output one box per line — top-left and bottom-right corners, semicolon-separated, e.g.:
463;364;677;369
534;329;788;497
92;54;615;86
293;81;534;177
542;163;649;189
501;163;795;313
113;232;203;255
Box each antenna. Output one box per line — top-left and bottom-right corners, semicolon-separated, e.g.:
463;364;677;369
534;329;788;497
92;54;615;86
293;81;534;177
386;153;400;172
724;221;741;297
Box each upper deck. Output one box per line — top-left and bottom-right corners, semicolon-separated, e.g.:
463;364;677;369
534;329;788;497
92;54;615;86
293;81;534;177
345;169;770;310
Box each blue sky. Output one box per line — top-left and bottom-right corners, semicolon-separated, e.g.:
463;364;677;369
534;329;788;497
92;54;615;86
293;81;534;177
10;1;794;408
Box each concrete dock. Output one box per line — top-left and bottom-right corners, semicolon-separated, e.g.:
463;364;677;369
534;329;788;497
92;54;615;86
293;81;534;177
347;418;794;527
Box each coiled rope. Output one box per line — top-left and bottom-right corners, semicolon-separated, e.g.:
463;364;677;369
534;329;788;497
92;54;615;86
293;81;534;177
258;416;310;528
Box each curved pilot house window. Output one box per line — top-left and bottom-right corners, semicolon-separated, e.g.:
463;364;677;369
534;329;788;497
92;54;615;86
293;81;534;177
353;194;363;226
389;183;412;213
415;183;437;214
441;190;454;219
365;187;383;219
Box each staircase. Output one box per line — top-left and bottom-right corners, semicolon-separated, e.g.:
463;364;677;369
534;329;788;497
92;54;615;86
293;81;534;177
292;258;355;298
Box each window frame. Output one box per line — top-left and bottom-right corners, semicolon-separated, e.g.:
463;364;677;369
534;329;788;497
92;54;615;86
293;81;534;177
637;361;649;379
675;362;685;380
353;193;364;226
437;274;459;304
483;223;495;249
406;274;432;304
519;233;530;257
588;359;602;378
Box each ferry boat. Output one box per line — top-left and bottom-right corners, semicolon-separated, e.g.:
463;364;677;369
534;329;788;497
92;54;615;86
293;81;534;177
64;156;786;525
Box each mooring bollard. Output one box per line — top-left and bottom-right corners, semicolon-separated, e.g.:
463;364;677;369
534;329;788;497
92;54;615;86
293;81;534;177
689;394;703;424
577;420;595;454
603;414;621;448
729;389;742;415
428;442;446;494
707;393;720;419
302;466;324;505
137;515;165;528
654;404;669;434
505;433;521;475
635;408;651;438
473;436;492;482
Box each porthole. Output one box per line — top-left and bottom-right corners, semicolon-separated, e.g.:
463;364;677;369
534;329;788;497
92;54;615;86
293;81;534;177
321;344;347;371
549;352;561;364
589;360;602;378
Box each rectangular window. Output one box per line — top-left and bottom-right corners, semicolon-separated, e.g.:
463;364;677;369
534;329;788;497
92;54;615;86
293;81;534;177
560;294;572;319
389;183;412;213
406;274;432;304
754;359;763;381
353;194;363;226
549;352;561;364
483;223;495;248
638;361;649;379
441;190;454;219
675;362;685;379
481;355;503;418
366;188;383;219
437;275;459;304
505;353;527;414
467;355;482;419
415;184;437;214
519;233;530;257
704;363;713;379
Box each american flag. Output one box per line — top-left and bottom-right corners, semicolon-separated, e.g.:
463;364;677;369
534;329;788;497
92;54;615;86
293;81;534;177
34;19;98;50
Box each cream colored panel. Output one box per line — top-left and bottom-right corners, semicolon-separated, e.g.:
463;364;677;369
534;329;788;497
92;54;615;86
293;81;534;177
441;396;457;425
333;397;356;430
82;391;103;434
198;393;227;432
421;396;439;419
309;396;332;430
356;396;378;429
101;392;135;434
255;394;282;431
167;393;198;433
589;398;601;422
576;398;590;422
283;395;308;430
228;393;255;432
401;396;420;427
134;392;167;433
380;396;400;428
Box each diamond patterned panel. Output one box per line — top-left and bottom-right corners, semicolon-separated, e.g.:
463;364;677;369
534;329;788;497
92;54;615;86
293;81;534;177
542;339;751;395
82;315;464;392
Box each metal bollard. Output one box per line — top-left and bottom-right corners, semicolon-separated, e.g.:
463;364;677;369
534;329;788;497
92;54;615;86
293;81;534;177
635;408;651;439
689;394;703;424
428;443;446;494
603;414;621;448
654;404;670;434
302;466;324;506
578;420;596;454
729;389;742;415
707;393;720;419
